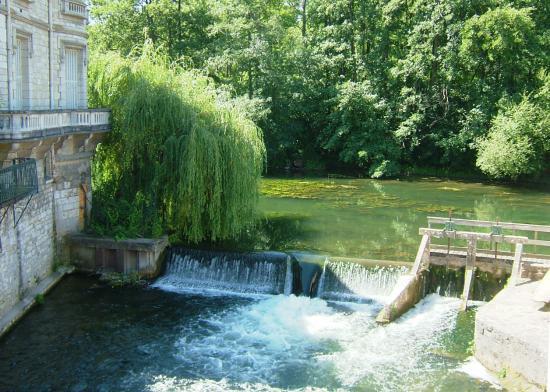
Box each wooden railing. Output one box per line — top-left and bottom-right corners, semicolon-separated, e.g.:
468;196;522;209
379;218;550;321
427;216;550;248
419;221;550;308
0;110;110;140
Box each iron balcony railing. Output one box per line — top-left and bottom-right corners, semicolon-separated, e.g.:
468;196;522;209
0;159;39;208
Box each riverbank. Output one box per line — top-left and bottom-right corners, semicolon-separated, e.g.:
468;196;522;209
266;167;550;189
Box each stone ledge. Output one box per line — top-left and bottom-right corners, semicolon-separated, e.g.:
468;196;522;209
0;125;110;141
475;280;549;391
376;271;426;324
68;234;168;252
0;267;73;339
68;234;169;278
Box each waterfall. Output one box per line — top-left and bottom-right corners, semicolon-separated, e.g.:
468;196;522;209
153;248;291;296
318;260;409;302
154;248;410;302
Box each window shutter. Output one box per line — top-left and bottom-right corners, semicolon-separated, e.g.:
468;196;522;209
64;48;82;109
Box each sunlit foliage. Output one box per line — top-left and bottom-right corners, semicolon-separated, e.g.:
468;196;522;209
88;44;265;241
89;0;550;180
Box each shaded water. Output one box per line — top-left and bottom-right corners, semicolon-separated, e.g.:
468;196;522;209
251;177;550;260
0;274;500;391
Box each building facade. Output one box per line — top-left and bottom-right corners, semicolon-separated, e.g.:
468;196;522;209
0;0;109;321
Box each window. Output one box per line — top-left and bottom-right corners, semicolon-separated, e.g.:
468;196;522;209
43;149;53;182
13;36;30;109
64;47;83;109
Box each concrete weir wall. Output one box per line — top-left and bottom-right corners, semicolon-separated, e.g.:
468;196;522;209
69;235;169;278
376;271;426;324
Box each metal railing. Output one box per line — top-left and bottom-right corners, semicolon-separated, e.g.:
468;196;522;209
0;159;38;208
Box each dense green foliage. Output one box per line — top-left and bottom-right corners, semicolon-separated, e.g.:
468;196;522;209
477;74;550;178
88;46;265;241
89;0;549;180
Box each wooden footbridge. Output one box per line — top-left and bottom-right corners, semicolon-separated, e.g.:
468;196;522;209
377;216;550;323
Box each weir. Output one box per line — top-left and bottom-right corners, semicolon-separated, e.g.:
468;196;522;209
154;248;291;295
318;259;407;302
154;248;410;302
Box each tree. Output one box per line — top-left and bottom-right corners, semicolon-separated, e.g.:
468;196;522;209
88;44;265;241
321;81;400;177
476;74;550;179
460;6;539;95
87;0;550;181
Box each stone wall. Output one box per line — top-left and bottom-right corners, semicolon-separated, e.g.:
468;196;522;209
0;182;55;319
0;0;88;110
475;280;548;391
0;14;7;107
0;132;101;321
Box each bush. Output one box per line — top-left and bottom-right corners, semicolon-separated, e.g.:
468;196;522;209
476;74;550;179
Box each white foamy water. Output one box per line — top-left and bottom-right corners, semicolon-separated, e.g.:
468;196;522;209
152;252;290;296
148;376;333;392
458;357;502;389
146;293;498;391
318;261;409;303
150;252;499;391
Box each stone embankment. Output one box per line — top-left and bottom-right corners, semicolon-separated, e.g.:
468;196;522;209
0;267;73;338
475;278;549;391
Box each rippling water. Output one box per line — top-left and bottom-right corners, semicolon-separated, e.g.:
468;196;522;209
0;276;500;391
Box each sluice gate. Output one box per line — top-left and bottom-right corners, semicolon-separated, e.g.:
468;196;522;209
377;216;550;323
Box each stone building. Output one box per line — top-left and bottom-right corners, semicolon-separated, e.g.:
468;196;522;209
0;0;109;321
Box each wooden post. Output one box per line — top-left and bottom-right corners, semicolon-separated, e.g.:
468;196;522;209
509;243;524;286
461;238;476;311
412;234;430;275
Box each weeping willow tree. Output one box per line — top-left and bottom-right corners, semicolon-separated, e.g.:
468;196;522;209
88;43;265;242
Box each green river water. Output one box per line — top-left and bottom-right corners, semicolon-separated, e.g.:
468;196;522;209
0;177;548;391
254;177;550;261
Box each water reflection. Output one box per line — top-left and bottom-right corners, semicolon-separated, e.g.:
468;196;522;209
254;177;550;260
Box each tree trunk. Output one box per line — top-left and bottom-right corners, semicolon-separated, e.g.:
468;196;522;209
348;0;356;81
359;0;366;60
301;0;307;37
178;0;182;44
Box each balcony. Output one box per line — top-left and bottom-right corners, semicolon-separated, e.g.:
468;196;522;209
62;0;88;19
0;158;38;209
0;109;110;141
